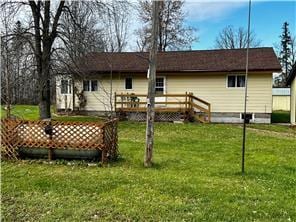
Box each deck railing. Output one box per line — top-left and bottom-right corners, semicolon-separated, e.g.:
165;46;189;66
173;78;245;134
114;92;211;123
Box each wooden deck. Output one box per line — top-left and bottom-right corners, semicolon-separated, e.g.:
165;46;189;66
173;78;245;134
114;92;211;123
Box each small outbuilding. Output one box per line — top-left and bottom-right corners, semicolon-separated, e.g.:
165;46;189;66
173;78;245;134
287;63;296;125
272;88;290;111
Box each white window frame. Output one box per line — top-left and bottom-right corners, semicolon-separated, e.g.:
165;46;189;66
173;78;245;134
155;76;166;94
125;77;133;90
226;74;246;89
83;80;98;92
61;79;71;95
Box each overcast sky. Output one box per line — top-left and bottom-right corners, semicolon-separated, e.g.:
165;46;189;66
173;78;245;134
182;0;296;50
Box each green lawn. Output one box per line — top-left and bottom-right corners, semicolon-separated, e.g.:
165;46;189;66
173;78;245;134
1;105;40;120
1;106;296;221
247;123;296;134
1;105;103;122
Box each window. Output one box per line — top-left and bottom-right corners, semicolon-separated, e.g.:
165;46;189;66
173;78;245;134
241;113;253;120
91;80;98;91
83;80;90;91
227;75;245;88
227;76;236;87
83;80;98;92
125;77;133;90
155;77;164;95
61;80;71;94
241;113;253;123
237;76;246;87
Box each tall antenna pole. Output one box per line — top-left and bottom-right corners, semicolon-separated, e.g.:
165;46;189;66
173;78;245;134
242;0;252;175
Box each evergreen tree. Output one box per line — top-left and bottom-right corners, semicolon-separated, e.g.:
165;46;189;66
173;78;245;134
278;22;292;85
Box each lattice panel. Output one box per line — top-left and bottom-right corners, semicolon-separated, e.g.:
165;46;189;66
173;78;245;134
1;118;118;162
126;112;183;122
127;112;146;121
103;119;118;161
1;119;20;160
155;112;182;122
14;120;104;150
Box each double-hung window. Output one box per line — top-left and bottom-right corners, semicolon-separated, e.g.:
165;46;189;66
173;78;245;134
227;75;245;88
125;77;133;90
61;79;71;94
83;80;98;92
155;77;165;95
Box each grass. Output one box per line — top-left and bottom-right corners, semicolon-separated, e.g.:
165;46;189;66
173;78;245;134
1;105;40;120
1;105;103;122
271;111;290;123
1;106;296;221
246;124;296;134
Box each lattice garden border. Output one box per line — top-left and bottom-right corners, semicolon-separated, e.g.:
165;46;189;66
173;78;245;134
122;112;184;122
0;118;118;163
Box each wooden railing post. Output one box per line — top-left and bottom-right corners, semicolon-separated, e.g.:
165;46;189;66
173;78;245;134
101;124;107;164
121;92;123;109
208;104;211;123
185;91;188;111
114;92;117;112
190;92;193;113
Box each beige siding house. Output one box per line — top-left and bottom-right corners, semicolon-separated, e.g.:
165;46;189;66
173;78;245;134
56;48;281;123
287;63;296;125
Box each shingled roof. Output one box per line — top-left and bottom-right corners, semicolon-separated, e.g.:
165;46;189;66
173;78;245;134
77;47;281;74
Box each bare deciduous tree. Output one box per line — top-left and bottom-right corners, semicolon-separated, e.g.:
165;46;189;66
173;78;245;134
1;0;131;119
100;0;130;52
28;1;66;119
0;4;14;117
215;25;261;49
136;0;197;52
53;1;105;111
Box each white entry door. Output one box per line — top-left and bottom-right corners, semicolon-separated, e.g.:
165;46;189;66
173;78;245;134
155;77;166;105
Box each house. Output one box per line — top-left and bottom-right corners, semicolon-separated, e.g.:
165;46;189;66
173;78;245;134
272;88;290;111
56;47;281;123
287;63;296;125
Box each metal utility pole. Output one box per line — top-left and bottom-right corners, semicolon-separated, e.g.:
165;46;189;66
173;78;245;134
242;0;252;175
145;0;160;167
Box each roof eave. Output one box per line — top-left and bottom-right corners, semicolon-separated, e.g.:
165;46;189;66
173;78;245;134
286;63;296;86
79;68;282;75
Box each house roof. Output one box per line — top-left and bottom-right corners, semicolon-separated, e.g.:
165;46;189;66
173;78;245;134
287;62;296;86
77;47;281;74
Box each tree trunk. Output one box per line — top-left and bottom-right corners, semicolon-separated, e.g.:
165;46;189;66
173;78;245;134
144;0;160;167
29;0;65;119
39;79;51;119
39;47;52;119
5;53;11;118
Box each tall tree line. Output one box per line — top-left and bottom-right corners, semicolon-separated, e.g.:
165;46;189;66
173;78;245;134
1;5;39;107
0;0;131;118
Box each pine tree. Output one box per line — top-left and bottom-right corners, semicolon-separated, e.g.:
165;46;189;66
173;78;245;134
278;22;292;85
